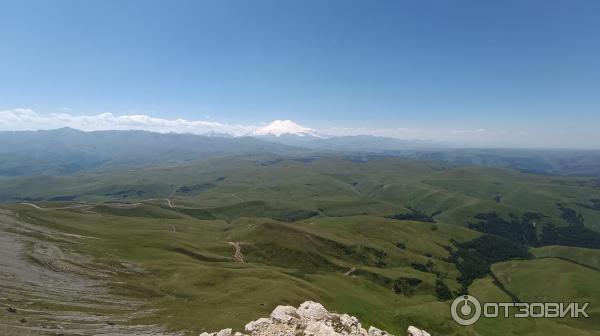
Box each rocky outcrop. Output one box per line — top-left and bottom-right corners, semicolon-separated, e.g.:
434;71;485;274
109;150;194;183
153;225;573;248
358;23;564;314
199;301;430;336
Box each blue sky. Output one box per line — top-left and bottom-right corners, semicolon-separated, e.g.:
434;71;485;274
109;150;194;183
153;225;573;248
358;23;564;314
0;0;599;147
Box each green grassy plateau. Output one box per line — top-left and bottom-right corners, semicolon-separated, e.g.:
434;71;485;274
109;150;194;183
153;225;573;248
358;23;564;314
1;155;599;335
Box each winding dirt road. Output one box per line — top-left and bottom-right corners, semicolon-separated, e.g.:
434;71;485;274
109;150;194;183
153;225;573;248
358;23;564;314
227;242;245;263
19;198;176;212
231;193;244;202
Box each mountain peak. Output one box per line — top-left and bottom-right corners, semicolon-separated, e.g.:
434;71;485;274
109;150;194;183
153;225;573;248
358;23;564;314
252;120;319;137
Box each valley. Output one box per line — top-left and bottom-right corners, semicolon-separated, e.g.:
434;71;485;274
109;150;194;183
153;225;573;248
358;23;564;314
1;155;599;335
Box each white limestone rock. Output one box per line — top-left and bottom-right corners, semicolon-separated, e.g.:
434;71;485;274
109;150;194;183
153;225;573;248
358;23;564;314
368;326;392;336
331;313;366;335
201;301;430;336
303;320;338;336
270;305;298;323
216;328;233;336
407;326;431;336
296;301;330;322
244;318;272;333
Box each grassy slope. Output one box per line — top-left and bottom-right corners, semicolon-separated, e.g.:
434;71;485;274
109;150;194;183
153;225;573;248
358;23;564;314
490;258;600;335
2;155;600;335
532;245;600;270
10;204;475;334
469;247;600;336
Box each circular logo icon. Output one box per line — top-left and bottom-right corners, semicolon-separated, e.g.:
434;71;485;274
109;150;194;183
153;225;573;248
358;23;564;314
451;295;482;326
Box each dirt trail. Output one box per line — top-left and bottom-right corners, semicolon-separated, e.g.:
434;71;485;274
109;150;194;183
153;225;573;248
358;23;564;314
19;202;124;211
231;193;244;202
18;203;44;210
102;202;143;209
227;242;245;263
344;267;357;276
20;198;177;213
141;198;174;208
0;210;181;336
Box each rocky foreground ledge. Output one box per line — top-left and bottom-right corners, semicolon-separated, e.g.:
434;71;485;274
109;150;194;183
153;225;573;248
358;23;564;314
199;301;430;336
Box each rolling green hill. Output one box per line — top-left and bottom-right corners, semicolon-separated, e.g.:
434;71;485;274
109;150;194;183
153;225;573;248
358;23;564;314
2;155;599;229
1;154;599;335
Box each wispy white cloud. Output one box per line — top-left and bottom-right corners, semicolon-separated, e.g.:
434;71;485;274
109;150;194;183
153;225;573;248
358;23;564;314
450;128;486;134
0;108;257;136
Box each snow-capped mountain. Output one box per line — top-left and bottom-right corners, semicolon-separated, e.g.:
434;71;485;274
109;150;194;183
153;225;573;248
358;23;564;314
250;120;439;150
252;120;321;138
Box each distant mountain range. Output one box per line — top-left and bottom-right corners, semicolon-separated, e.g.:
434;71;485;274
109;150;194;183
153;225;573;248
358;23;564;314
1;127;600;176
0;128;301;176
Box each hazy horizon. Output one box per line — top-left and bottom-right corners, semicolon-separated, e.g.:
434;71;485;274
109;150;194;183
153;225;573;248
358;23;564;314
2;108;600;150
